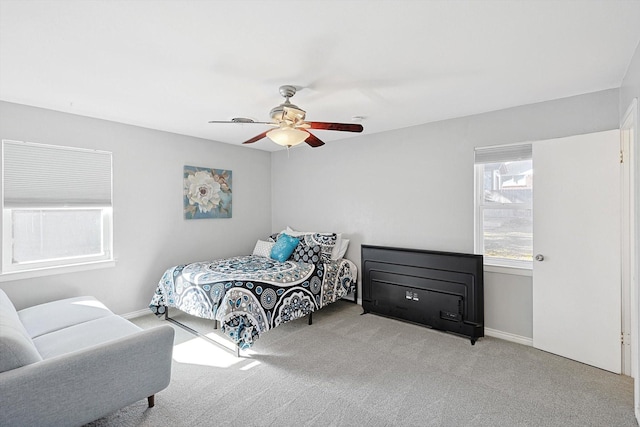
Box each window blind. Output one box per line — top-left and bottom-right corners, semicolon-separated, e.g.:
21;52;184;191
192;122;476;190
474;143;532;164
2;140;112;208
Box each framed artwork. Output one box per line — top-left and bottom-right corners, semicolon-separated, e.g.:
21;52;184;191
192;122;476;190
183;165;232;219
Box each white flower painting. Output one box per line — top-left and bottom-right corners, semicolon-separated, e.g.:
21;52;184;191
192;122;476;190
183;165;232;219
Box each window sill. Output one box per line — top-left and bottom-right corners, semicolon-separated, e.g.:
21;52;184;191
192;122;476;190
483;264;532;277
0;259;116;282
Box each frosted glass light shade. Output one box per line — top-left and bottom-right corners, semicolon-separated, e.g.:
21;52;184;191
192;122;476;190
267;127;308;147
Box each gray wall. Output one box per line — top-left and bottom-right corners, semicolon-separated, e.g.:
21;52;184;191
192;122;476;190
0;101;272;314
272;88;620;339
0;87;624;339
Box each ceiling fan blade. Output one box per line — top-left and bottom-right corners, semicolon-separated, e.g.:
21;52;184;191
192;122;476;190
307;122;364;133
242;131;269;145
305;132;325;148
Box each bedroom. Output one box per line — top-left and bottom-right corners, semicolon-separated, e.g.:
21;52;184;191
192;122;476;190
1;0;639;425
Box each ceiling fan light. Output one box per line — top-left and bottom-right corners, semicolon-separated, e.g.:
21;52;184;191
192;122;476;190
267;127;308;147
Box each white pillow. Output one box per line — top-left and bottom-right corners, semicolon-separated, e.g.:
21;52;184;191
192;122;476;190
285;226;306;237
335;238;349;259
252;240;275;258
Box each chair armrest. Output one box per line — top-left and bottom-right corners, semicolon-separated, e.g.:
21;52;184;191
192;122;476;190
0;324;174;427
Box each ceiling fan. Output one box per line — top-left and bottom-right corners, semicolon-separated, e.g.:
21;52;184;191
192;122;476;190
208;85;364;148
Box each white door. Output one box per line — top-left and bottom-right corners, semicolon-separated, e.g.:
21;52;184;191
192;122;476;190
532;130;621;373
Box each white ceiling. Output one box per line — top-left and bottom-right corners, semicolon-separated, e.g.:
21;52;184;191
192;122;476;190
1;0;639;152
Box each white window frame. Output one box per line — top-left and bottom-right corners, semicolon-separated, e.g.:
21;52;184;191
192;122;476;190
1;140;114;279
474;143;533;271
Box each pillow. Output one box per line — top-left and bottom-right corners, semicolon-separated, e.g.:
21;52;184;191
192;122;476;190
267;232;280;243
292;242;321;264
301;233;337;262
335;238;349;259
330;234;345;259
270;233;300;262
267;229;289;243
285;226;306;237
286;226;342;261
252;240;275;258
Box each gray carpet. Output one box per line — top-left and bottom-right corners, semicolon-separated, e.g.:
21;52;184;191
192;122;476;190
87;301;636;426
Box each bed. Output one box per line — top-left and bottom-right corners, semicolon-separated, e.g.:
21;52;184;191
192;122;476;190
149;230;357;350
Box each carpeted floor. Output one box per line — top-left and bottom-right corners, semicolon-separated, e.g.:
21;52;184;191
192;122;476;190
87;301;636;426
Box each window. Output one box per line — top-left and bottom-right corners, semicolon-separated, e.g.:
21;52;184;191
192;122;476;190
1;140;113;275
474;143;532;269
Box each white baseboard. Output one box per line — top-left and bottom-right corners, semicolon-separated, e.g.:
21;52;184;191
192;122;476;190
485;327;533;347
122;308;151;319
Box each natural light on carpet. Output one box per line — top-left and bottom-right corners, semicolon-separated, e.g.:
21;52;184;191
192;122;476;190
240;361;261;371
172;333;260;369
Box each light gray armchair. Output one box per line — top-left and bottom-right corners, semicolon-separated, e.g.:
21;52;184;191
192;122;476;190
0;289;174;427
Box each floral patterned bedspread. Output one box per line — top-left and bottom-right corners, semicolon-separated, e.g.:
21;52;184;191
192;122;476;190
149;255;357;349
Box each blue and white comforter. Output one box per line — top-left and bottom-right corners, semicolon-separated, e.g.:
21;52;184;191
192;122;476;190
149;255;357;349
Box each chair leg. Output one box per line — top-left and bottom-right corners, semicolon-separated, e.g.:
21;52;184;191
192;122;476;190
147;395;155;408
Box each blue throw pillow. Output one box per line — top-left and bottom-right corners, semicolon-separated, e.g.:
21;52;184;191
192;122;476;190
270;233;300;262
